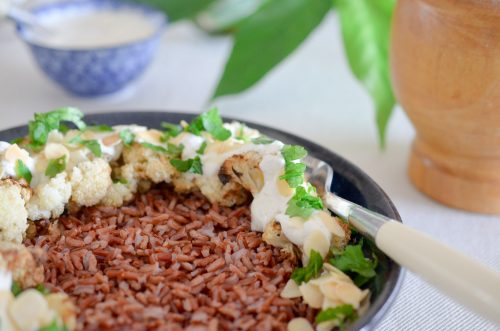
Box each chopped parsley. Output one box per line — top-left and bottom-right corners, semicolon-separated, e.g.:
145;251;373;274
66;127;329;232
39;319;71;331
28;107;86;149
119;129;135;147
291;250;323;284
10;137;25;145
161;122;182;141
329;241;377;287
141;142;184;158
45;155;66;178
113;178;128;185
186;108;231;141
315;304;357;327
235;124;248;141
196;141;207;155
286;184;324;219
85;124;113;132
170;156;203;174
280;145;307;188
70;135;102;157
251;135;274;145
15;159;32;184
35;283;50;295
11;281;22;296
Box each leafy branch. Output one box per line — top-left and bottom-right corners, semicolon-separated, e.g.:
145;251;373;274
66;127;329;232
134;0;397;146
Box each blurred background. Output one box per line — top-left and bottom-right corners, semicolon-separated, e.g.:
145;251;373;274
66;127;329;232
0;0;499;330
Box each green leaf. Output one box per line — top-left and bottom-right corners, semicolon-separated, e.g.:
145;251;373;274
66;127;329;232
329;241;377;287
201;108;231;141
10;137;25;145
141;142;184;158
213;0;330;98
45;156;66;178
39;319;70;331
15;159;32;184
196;141;208;154
280;145;308;188
85;125;113;132
35;283;50;295
286;184;323;218
161;122;182;141
113;178;128;185
235;124;248;142
170;156;203;174
335;0;396;147
291;249;323;284
141;142;168;154
281;145;307;161
315;304;357;326
119;129;135;147
251;135;274;145
11;281;22;297
28;108;86;147
70;136;102;157
133;0;216;22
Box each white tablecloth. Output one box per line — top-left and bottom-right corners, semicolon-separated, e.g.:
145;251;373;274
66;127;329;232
0;13;499;331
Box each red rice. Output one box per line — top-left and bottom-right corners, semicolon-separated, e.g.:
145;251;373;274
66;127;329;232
24;187;316;330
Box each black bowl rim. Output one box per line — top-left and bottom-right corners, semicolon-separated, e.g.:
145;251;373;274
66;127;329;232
16;0;167;52
0;111;404;331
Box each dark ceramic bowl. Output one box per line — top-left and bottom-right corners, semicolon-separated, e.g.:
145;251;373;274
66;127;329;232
0;111;403;330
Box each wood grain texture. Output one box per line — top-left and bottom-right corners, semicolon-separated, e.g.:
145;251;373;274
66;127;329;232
390;0;500;213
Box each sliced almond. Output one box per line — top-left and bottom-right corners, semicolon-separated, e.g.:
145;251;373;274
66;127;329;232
287;318;314;331
44;143;69;160
281;279;301;299
317;320;339;331
334;282;364;308
318;211;345;237
299;282;324;309
102;133;120;146
319;280;341;301
9;289;53;330
4;144;30;164
136;129;163;144
276;176;294;197
303;230;330;258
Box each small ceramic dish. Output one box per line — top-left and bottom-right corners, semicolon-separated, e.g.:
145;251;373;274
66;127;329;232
16;0;166;96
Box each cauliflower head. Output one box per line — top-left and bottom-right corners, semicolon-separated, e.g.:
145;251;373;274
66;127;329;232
26;173;71;221
0;179;31;243
122;144;176;184
70;158;112;207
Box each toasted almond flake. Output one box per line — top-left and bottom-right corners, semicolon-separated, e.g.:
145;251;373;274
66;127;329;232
102;133;120;146
9;289;54;330
316;320;338;331
299;282;323;309
287;317;314;331
281;279;301;299
276;176;294;197
318;212;345;237
4;144;30;164
303;230;330;258
44;143;69;160
334;282;364;308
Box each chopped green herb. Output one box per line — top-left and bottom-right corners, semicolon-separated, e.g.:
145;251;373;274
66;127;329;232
315;304;357;327
85;124;113;132
196;141;207;155
280;145;308;188
141;142;184;158
35;283;50;295
170;156;203;174
235;124;248;141
186;108;231;141
11;281;22;297
119;129;135;147
70;135;102;157
286;184;323;219
113;178;128;185
291;250;323;285
10;137;25;145
161;122;182;141
45;155;66;178
15;159;32;184
39;319;70;331
251;135;274;145
58;124;70;134
28;107;86;148
329;241;377;287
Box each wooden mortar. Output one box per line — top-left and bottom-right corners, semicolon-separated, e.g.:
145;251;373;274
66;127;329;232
390;0;500;213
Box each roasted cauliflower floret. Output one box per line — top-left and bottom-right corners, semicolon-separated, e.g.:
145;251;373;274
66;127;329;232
0;241;44;288
195;175;250;207
123;144;176;183
70;158;112;207
26;173;71;221
263;221;297;262
219;151;264;194
100;182;134;207
0;179;31;243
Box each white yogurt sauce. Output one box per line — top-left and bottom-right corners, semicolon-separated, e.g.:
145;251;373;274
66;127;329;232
0;142;35;179
170;132;205;160
28;9;160;49
276;212;331;247
0;270;12;292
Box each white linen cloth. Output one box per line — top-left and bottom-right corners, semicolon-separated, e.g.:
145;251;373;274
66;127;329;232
0;13;498;331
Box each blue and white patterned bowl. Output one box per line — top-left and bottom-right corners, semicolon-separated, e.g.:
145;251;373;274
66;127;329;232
17;0;166;97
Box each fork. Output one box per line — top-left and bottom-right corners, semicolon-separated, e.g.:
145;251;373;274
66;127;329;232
304;155;500;325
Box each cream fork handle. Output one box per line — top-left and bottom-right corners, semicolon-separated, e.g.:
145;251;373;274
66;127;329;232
325;194;500;325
